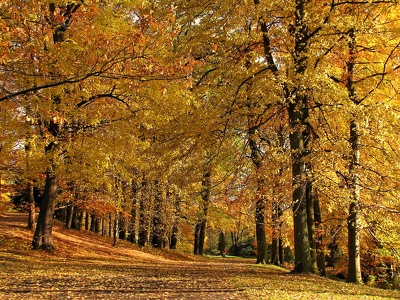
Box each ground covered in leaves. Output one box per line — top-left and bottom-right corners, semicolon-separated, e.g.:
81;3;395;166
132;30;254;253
1;213;400;299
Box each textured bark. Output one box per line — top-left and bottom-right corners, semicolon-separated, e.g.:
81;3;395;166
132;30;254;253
32;170;57;251
288;0;313;273
170;196;181;250
289;99;311;273
66;204;74;230
248;126;268;264
347;119;362;283
138;179;150;247
346;29;362;284
306;179;318;273
314;192;326;276
271;202;283;265
255;195;267;264
152;181;164;249
27;181;35;230
254;0;313;273
79;210;85;231
113;212;119;247
85;211;90;231
193;223;201;255
193;170;211;255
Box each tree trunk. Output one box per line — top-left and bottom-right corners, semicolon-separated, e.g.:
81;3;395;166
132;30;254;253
255;194;267;264
66;204;74;230
193;223;201;254
314;191;326;276
113;212;119;247
170;196;181;250
306;177;318;273
289;99;311;273
347;119;362;283
346;29;362;284
138;179;149;247
27;181;35;230
102;217;106;236
193;169;211;255
85;211;90;231
278;235;284;265
230;231;240;256
248;126;268;264
109;213;113;237
152;180;164;248
271;202;283;265
32;169;57;251
79;210;85;231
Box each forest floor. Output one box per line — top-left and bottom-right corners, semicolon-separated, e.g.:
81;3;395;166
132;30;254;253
1;213;400;300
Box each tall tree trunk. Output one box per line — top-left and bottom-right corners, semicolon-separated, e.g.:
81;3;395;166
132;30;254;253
152;180;164;248
306;177;317;273
66;204;74;230
193;169;211;255
347;119;362;283
289;99;311;272
113;212;119;247
278;235;284;265
346;29;362;284
255;190;267;264
193;223;201;255
288;0;313;273
138;178;149;247
27;181;35;230
79;210;85;231
170;196;181;250
314;191;326;276
271;202;283;265
32;169;57;251
248;126;268;264
85;211;90;231
253;0;313;270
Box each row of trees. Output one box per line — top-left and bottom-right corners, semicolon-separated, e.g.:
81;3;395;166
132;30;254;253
1;0;400;285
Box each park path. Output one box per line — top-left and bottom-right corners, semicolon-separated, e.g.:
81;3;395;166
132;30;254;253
0;213;259;299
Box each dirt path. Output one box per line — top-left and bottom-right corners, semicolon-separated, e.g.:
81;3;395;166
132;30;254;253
1;259;250;299
0;213;254;299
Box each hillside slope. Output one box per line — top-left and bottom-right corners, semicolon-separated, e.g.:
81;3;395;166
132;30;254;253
1;213;400;299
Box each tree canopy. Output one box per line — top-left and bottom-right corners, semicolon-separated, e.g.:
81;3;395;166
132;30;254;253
2;0;400;286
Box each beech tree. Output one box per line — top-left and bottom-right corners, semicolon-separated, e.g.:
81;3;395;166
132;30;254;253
2;1;400;288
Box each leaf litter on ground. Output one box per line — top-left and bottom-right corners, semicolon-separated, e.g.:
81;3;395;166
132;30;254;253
1;212;400;299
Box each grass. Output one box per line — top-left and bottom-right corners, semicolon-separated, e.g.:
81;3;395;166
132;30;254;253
1;212;400;299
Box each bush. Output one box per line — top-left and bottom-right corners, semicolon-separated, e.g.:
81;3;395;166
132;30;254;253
239;246;255;258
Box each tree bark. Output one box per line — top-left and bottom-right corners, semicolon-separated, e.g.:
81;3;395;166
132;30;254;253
66;204;74;230
306;177;318;273
170;196;181;250
347;119;362;283
193;169;211;255
346;29;362;284
289;100;311;273
79;210;85;231
152;180;164;248
271;202;283;265
193;223;201;255
32;169;57;251
255;192;267;264
113;212;119;247
314;191;326;276
27;181;35;230
138;178;149;247
248;126;268;264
